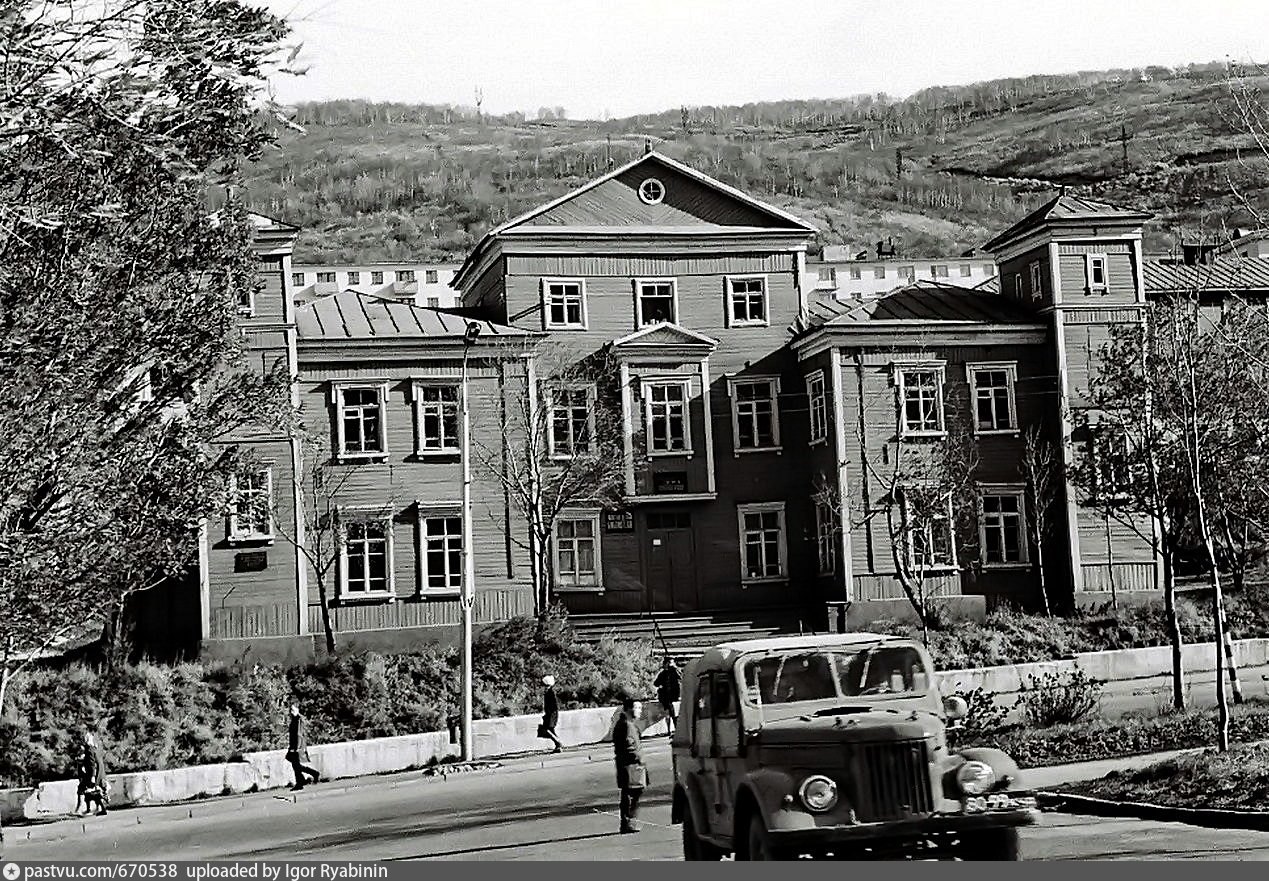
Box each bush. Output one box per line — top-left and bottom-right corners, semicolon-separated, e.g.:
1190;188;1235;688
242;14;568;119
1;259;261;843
0;611;658;788
950;686;1008;738
1014;669;1103;728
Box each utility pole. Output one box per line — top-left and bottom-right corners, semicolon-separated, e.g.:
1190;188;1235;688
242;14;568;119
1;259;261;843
1120;122;1131;175
459;320;481;761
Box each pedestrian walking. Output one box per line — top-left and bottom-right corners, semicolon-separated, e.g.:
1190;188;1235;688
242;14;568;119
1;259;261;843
286;703;320;791
76;732;109;816
537;674;564;753
653;657;682;735
612;694;647;834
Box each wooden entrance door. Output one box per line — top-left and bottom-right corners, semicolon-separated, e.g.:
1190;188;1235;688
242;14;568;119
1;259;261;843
645;512;697;612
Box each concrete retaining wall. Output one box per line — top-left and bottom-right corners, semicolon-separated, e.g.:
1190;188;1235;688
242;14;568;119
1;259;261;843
1;702;672;823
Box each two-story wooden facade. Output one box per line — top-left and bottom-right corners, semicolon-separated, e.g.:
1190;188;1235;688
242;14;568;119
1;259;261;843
144;161;1192;660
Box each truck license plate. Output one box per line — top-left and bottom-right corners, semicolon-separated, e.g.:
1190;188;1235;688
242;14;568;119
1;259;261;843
962;794;1036;813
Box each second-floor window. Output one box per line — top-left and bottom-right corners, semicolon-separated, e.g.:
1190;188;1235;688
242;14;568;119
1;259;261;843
548;385;594;458
644;380;690;454
347;271;360;285
727;276;768;326
291;272;306;287
316;271;335;284
414;383;458;454
229;467;273;541
1029;261;1042;299
1086;253;1109;292
806;370;828;444
729;377;780;451
371;271;384;285
981;491;1026;566
341;516;393;596
635;279;677;326
960;264;972;277
895;365;945;435
1090;425;1133;500
397;270;416;283
543;279;586;329
336;385;387;458
236;286;254;316
425;269;439;284
968;363;1017;433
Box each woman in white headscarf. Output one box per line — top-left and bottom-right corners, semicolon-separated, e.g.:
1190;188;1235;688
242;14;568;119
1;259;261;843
538;674;564;753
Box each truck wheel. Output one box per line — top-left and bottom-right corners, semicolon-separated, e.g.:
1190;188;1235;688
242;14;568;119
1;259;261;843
682;811;725;861
740;812;787;861
959;827;1021;861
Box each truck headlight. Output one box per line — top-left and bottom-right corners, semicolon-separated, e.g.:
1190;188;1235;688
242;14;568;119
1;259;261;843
956;760;996;795
798;775;838;812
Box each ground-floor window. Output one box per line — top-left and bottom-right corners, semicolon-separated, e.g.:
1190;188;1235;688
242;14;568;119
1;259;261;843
341;515;394;597
555;511;601;589
980;490;1026;566
814;502;836;575
421;514;462;592
738;502;786;582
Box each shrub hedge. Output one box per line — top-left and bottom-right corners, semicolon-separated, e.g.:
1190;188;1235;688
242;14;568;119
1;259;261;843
0;610;657;789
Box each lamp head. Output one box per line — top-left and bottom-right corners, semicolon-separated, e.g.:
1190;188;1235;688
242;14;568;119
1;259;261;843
463;321;482;346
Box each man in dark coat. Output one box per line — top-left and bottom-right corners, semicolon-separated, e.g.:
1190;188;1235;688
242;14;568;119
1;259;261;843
77;732;109;816
653;658;682;735
612;695;646;834
287;703;320;791
539;675;564;753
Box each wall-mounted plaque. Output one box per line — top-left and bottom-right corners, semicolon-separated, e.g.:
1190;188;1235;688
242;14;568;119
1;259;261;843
653;472;688;494
234;551;268;573
604;510;635;533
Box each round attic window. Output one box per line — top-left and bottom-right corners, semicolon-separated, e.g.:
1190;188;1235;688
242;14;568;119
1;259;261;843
638;178;666;205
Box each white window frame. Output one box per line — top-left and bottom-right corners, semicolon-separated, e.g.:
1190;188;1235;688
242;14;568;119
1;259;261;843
553;508;603;592
726;376;782;454
291;272;306;288
815;501;836;575
642;378;693;457
425;269;439;284
1085;253;1109;293
806;370;828;445
236;285;255;317
228;466;274;543
347;270;361;285
417;506;463;596
1013;273;1023;298
316;271;336;284
725;275;769;327
893;363;946;437
370;270;384;285
966;362;1019;435
411;380;460;456
978;487;1029;568
737;502;788;584
901;487;957;572
1090;424;1133;502
633;277;679;327
332;382;390;461
338;508;396;600
546;383;597;460
1029;260;1042;300
541;277;588;330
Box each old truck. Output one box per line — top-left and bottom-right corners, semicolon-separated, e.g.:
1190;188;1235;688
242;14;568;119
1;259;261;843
670;633;1038;860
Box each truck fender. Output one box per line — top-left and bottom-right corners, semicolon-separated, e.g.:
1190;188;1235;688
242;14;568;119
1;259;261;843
954;747;1024;791
673;777;711;829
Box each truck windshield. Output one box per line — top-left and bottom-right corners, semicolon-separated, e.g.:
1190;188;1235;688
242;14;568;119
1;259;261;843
740;645;929;706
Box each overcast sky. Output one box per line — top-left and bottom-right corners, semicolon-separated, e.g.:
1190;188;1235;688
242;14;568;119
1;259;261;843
261;0;1269;119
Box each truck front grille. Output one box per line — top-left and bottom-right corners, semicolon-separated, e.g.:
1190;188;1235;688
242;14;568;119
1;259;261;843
852;739;934;822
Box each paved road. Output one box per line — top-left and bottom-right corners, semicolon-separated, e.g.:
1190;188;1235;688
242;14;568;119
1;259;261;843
6;741;1269;862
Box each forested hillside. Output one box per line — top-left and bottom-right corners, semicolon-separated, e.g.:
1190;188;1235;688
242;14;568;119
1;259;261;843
242;61;1269;263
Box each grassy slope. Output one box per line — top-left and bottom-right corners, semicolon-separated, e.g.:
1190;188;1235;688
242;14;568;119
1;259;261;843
1070;740;1269;809
243;72;1269;264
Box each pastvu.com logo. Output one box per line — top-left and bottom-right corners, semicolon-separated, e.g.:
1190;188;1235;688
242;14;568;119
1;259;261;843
3;862;21;881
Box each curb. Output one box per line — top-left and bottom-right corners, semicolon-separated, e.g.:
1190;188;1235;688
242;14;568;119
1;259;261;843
1037;790;1269;832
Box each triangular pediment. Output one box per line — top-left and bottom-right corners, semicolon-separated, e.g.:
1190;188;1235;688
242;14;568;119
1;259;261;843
495;152;815;235
611;322;719;352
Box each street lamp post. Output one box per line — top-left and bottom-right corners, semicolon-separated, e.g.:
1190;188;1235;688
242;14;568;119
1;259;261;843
459;320;481;762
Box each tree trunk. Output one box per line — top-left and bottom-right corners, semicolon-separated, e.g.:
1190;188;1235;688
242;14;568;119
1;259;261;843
1211;554;1231;752
1160;539;1186;711
315;578;337;654
1035;541;1051;616
0;664;10;718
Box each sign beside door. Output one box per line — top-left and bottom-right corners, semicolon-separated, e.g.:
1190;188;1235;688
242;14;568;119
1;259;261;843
604;510;634;533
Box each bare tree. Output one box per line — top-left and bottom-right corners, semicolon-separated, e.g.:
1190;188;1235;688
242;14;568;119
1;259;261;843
472;343;629;616
1019;425;1061;616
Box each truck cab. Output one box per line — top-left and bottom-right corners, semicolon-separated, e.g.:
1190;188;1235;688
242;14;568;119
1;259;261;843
670;633;1037;860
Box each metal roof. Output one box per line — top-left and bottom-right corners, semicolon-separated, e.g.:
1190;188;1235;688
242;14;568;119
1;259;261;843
803;280;1040;330
984;193;1151;252
296;291;534;342
687;633;909;670
973;275;1000;295
1143;258;1269;293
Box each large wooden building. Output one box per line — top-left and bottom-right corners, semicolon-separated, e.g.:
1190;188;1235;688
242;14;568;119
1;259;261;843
142;153;1203;660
